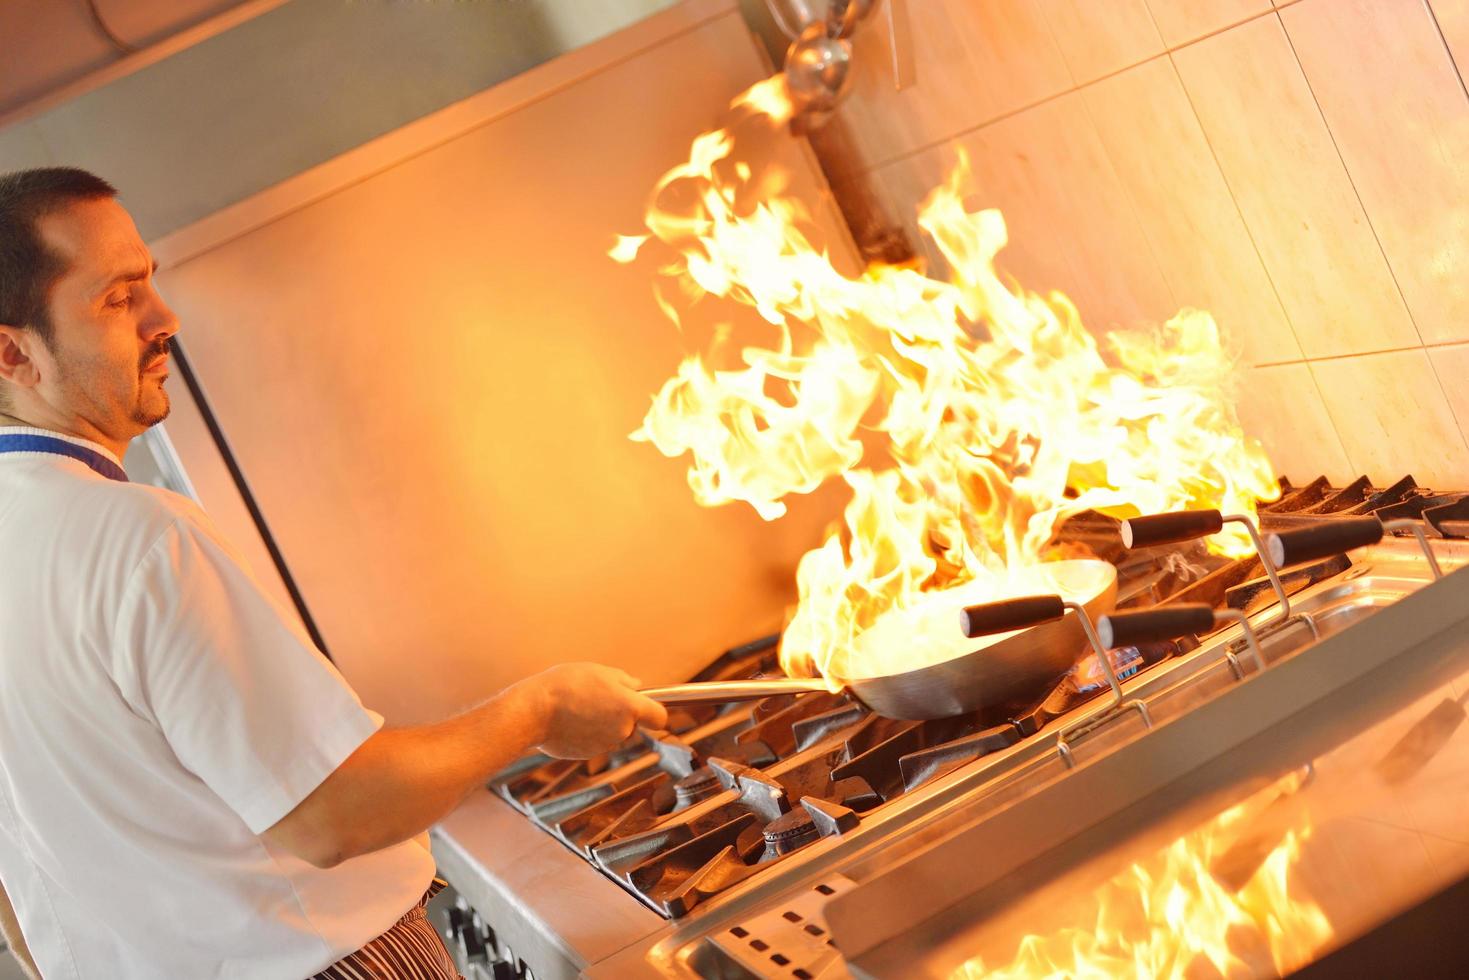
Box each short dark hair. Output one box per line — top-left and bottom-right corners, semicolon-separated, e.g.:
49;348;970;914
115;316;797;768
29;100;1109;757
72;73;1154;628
0;167;118;346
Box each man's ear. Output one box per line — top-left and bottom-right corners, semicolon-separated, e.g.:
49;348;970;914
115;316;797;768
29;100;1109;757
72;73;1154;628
0;325;40;389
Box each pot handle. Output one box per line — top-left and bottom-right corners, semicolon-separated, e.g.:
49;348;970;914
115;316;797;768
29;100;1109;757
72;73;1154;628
1265;517;1384;569
1097;603;1217;648
640;677;832;705
1120;509;1224;549
959;594;1065;639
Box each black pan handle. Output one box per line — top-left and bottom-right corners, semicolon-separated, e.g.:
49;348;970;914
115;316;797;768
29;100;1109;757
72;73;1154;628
1097;604;1216;649
1120;509;1224;549
959;594;1065;638
1266;517;1383;569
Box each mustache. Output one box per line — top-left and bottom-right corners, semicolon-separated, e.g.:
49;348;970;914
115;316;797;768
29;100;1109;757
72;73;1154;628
140;337;173;372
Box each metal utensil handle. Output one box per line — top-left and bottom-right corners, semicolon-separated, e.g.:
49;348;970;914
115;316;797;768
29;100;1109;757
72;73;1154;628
1120;509;1224;549
640;677;833;705
959;594;1065;638
1266;517;1384;569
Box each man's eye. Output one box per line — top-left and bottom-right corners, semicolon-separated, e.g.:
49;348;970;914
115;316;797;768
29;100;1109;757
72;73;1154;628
107;295;130;308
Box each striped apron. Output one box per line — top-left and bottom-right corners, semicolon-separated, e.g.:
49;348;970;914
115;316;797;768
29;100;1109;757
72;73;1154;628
312;879;463;979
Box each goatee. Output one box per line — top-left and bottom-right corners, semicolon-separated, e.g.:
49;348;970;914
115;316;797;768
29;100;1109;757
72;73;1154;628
131;393;170;428
134;335;173;428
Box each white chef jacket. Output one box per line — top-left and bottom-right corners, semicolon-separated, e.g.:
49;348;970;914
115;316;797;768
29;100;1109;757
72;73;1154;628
0;428;434;979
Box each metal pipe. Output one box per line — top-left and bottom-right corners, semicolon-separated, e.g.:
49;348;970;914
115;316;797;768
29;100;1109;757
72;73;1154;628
1224;513;1292;626
1213;608;1266;674
1382;519;1445;580
1056;601;1152;768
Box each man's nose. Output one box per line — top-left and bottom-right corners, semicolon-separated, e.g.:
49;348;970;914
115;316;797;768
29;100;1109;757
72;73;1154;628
142;293;181;341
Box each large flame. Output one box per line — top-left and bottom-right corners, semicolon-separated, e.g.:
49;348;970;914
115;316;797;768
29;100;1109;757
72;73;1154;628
954;775;1333;978
616;77;1277;682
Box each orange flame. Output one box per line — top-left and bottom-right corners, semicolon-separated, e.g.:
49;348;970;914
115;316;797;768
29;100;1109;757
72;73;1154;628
616;77;1278;683
954;775;1332;978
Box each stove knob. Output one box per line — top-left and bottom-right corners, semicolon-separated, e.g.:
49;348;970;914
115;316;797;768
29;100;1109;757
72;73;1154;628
461;924;488;962
443;903;487;965
443;906;466;944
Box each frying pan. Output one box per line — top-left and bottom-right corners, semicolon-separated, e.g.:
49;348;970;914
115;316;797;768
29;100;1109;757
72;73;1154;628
640;558;1118;721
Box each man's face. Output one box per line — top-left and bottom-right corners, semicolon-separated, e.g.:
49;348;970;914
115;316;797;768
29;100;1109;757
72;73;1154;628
29;197;179;440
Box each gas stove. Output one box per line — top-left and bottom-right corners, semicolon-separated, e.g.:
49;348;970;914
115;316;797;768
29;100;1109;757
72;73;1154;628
432;476;1469;979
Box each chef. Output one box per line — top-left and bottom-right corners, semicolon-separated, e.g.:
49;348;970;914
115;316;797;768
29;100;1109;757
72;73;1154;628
0;167;669;979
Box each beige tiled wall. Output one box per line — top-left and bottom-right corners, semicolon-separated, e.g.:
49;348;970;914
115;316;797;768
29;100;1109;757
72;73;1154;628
817;0;1469;488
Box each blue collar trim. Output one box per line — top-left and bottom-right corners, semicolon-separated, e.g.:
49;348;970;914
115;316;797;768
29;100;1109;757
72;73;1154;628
0;433;129;482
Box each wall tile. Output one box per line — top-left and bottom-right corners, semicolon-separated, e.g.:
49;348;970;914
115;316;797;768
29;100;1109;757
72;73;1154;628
1144;0;1271;46
822;0;1072;174
1420;834;1469;869
1173;16;1420;358
1283;0;1469;345
1233;363;1353;483
1432;0;1469;81
864;91;1178;333
1309;684;1454;833
1297;818;1436;931
1037;0;1165;84
1309;349;1469;487
1329;679;1469;847
1082;57;1301;366
1402;730;1469;843
1427;343;1469;449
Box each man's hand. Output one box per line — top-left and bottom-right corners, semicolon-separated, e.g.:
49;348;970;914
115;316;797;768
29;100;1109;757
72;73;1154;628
512;663;668;759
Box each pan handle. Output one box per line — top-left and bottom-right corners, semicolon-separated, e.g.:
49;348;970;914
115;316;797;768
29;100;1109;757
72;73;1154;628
959;594;1065;639
1120;509;1224;549
640;677;832;705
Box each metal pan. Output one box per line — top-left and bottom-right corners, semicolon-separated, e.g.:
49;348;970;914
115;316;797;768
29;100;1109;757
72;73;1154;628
641;558;1118;721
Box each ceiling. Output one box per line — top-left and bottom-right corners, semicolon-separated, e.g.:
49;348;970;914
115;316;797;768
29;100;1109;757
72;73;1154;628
0;0;279;121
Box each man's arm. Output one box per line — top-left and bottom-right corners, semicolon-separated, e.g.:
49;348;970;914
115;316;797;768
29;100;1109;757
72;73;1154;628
262;663;666;869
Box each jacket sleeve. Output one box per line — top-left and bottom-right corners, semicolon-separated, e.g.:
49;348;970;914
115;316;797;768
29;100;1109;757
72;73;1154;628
111;516;383;835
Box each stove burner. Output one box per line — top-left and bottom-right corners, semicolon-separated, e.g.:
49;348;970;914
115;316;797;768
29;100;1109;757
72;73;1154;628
674;768;722;809
762;809;819;857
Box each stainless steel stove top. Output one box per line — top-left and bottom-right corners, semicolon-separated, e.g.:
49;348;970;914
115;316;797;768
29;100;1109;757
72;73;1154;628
432;486;1469;980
